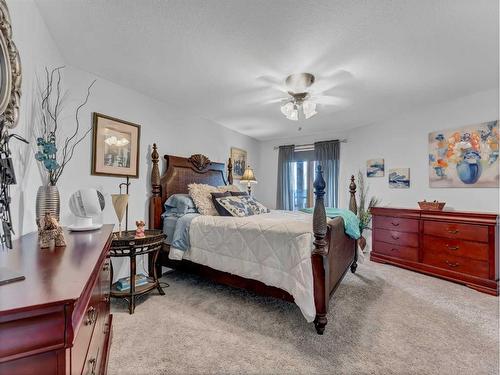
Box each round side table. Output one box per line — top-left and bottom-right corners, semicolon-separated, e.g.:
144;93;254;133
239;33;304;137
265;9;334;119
109;230;167;314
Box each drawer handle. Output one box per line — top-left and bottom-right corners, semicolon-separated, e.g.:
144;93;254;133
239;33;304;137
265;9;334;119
103;263;110;271
88;357;97;375
103;295;110;303
448;229;459;234
391;248;399;252
391;222;400;226
446;245;459;251
391;234;400;240
85;306;97;326
445;260;459;268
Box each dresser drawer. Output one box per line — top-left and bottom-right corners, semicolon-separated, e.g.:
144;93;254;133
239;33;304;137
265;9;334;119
422;250;489;279
373;241;418;262
423;221;489;243
71;277;101;375
423;235;489;261
373;216;419;233
375;229;419;248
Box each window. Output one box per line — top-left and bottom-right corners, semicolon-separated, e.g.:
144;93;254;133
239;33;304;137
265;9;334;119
291;149;316;210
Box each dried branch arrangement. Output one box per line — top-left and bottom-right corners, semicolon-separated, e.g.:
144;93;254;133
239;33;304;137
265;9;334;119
357;170;380;235
35;67;95;185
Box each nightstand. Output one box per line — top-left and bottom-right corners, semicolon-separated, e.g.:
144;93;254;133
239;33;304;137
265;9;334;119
109;230;167;314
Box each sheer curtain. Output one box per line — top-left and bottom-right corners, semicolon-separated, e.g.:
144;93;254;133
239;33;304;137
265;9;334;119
314;140;340;207
276;145;295;210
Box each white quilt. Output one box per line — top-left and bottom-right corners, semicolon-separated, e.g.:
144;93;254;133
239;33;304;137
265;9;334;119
170;210;317;322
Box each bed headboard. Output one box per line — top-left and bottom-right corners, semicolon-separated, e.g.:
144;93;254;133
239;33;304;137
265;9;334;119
149;144;233;229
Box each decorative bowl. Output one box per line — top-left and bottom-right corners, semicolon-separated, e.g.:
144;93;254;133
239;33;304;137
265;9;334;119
418;200;446;211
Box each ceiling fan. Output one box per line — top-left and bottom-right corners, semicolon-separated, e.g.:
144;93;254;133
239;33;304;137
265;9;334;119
258;72;350;121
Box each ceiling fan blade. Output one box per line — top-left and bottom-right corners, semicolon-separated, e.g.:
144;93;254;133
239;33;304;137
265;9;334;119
256;75;288;93
313;70;355;93
263;97;289;104
311;95;349;106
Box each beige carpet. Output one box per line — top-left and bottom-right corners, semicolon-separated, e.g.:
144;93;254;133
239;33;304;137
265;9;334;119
108;260;499;375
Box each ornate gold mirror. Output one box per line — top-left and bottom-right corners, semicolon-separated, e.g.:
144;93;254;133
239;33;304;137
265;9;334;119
0;0;21;128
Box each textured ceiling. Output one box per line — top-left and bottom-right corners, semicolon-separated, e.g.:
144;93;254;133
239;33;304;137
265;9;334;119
36;0;499;140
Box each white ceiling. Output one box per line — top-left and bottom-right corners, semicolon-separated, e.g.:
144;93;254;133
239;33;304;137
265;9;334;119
36;0;499;140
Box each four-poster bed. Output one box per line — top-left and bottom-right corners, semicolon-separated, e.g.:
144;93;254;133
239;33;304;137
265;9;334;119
148;143;358;334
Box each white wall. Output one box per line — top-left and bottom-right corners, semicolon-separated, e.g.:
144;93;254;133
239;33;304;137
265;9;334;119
9;0;260;278
259;89;499;214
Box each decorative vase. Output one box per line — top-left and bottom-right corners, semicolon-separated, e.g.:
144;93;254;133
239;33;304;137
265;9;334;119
36;185;60;222
456;161;482;184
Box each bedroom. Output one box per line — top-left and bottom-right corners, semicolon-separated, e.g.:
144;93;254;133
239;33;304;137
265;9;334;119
0;0;498;374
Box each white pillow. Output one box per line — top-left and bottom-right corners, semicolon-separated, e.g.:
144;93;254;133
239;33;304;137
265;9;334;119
188;183;219;216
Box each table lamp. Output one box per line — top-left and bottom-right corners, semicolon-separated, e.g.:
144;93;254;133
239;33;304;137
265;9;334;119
240;166;258;195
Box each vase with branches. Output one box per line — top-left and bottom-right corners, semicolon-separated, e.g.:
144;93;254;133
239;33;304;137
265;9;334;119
356;170;380;252
33;66;95;221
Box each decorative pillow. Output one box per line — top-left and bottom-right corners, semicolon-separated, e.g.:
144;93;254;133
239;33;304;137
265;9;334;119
188;183;220;216
163;194;197;216
230;191;248;197
211;192;232;216
240;195;270;215
218;185;241;193
215;196;254;217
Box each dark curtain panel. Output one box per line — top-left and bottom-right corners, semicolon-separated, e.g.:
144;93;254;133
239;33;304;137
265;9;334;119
276;145;295;210
314;140;340;207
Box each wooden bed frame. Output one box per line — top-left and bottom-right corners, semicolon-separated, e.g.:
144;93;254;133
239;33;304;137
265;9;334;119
148;144;358;334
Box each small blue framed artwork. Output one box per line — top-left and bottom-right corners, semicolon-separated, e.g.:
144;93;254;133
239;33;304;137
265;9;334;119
389;168;410;188
366;158;384;177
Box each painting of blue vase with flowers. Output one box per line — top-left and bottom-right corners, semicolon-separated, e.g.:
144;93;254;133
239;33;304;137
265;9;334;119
429;121;499;187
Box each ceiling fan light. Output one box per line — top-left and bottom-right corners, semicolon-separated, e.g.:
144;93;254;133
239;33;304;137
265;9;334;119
302;100;316;115
304;110;317;119
280;102;294;116
287;109;298;121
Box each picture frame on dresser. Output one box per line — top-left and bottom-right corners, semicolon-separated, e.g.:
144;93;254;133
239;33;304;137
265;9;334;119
370;207;499;296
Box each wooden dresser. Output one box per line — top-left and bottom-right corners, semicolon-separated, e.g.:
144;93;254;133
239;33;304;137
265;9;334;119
0;225;114;374
371;208;499;295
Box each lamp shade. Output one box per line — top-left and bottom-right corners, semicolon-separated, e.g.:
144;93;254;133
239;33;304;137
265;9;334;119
240;166;257;183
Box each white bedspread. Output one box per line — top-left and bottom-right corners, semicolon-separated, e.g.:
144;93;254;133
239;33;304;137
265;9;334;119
170;210;317;322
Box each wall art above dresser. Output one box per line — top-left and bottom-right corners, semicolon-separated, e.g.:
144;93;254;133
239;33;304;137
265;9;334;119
371;207;499;295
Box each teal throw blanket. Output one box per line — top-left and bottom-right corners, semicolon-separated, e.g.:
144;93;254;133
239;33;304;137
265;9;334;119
299;207;361;240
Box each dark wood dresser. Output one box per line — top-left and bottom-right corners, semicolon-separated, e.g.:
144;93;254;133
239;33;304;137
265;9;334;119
371;208;499;295
0;225;114;374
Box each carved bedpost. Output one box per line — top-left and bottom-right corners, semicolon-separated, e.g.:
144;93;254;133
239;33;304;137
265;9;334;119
227;158;233;185
348;174;358;274
349;175;357;214
312;165;329;334
149;144;162;230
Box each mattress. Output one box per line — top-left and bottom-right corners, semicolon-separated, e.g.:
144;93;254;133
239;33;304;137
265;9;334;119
169;210;318;322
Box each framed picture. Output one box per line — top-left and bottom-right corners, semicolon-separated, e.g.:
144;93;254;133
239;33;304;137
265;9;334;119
389;168;410;188
428;121;499;187
366;158;384;177
230;147;247;179
91;113;141;178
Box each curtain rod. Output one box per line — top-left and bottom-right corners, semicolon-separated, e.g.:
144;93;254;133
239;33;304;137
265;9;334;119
273;139;347;150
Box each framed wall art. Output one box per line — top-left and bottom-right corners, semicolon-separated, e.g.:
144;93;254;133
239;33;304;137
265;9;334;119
91;113;141;178
428;121;499;188
389;168;410;188
230;147;247;179
366;158;384;177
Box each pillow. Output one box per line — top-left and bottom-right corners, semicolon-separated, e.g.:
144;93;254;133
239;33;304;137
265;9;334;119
188;183;219;216
218;185;241;193
230;191;248;197
163;194;197;216
215;196;254;217
211;192;232;216
240;195;270;215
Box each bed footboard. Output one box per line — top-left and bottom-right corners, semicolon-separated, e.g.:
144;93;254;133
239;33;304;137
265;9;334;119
312;167;357;334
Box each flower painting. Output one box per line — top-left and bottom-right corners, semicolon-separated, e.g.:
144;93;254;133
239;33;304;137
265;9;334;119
428;121;499;188
389;168;410;188
367;158;384;177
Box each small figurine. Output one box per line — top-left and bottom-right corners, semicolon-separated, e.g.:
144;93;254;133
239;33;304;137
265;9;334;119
135;220;145;238
38;213;66;248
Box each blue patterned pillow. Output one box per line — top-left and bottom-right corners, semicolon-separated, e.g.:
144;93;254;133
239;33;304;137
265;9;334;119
215;196;253;217
215;196;269;217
